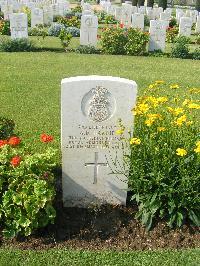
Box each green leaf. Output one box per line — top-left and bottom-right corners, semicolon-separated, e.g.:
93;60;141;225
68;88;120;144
18;216;31;228
176;212;183;227
3;229;16;238
189;210;200;226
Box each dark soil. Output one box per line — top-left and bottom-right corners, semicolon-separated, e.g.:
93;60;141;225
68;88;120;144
1;203;199;251
0;174;199;251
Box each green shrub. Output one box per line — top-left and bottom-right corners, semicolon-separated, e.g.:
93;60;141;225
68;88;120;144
0;132;57;238
169;17;177;28
124;28;149;55
0;19;10;35
0;37;35;52
71;5;82;13
65;26;80;37
0;117;15;139
58;16;80;28
58;29;72;51
166;27;178;43
76;45;100;54
171;35;190;59
125;81;200;230
158;0;167;10
196;0;200;12
193;47;200;60
104;14;117;24
28;25;48;38
101;27;128;55
195;34;200;45
97;11;107;24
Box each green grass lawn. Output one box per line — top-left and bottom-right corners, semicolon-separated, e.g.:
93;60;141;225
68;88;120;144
0;37;200;265
0;38;199;153
0;249;200;266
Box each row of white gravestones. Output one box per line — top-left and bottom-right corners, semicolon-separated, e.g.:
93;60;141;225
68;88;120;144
80;12;98;46
149;20;166;52
196;16;200;33
10;13;28;39
179;17;193;37
61;76;137;207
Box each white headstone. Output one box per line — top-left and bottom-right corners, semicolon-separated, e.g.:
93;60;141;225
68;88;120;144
132;13;144;30
121;4;132;27
149;20;166;52
10;13;28;39
195;16;200;33
115;6;122;21
61;76;137;207
179;17;192;37
137;6;145;15
80;14;98;46
31;8;43;27
43;6;53;25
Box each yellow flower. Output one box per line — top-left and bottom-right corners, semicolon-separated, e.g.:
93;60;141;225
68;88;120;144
188;103;200;109
167;107;184;116
115;129;124;135
176;148;187;157
155;80;164;85
130;138;141;145
182;99;191;106
147;113;162;120
157;127;166;132
157;97;168;103
148;84;155;89
170;84;179;89
174;115;187;126
133;103;149;115
186;121;193;126
194;141;200;153
145;118;155;127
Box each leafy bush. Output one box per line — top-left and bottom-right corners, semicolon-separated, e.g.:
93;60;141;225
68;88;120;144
58;16;80;28
48;23;65;37
65;26;80;37
76;45;100;54
104;14;117;25
21;6;31;27
97;11;107;24
0;38;35;52
0;131;57;238
101;27;128;55
0;20;10;35
171;35;190;59
169;17;177;28
71;5;82;13
193;48;200;60
29;25;48;38
126;81;200;230
144;15;150;27
166;27;178;43
124;28;149;56
0;117;15;139
58;29;72;51
195;34;200;45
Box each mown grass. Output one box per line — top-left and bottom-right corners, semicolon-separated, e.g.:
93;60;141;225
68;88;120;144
0;39;199;154
0;249;200;266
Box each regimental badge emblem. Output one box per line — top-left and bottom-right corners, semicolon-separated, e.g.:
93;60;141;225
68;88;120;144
81;86;116;122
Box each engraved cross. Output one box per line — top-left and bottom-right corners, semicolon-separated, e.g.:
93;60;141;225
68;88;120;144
85;152;108;184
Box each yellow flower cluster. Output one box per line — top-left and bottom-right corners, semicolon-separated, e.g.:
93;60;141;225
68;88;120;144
176;148;187;156
194;141;200;153
130;138;141;145
145;113;162;127
170;84;179;89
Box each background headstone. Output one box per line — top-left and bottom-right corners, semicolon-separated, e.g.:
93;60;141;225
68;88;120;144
149;20;166;52
80;14;98;46
10;13;28;39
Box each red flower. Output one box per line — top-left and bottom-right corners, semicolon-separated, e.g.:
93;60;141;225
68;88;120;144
11;156;21;167
8;136;21;146
120;23;124;29
40;133;53;143
0;139;8;147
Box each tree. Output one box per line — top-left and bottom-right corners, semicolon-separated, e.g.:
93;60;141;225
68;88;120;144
138;0;145;6
132;0;138;6
158;0;167;10
196;0;200;12
147;0;154;7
